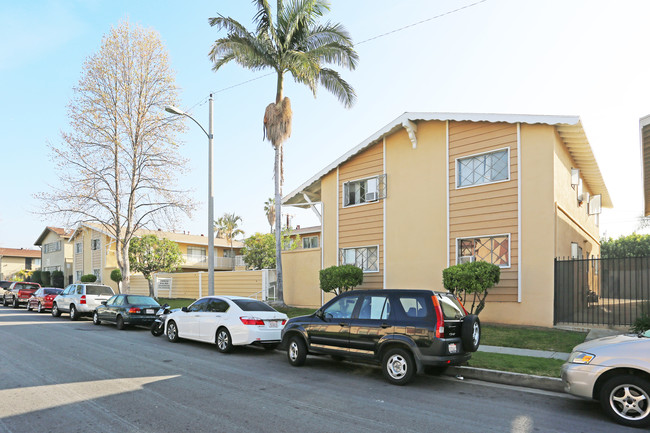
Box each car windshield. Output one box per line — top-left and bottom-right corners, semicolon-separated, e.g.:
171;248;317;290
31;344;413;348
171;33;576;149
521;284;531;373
231;299;276;312
125;295;159;306
44;288;62;295
85;285;114;296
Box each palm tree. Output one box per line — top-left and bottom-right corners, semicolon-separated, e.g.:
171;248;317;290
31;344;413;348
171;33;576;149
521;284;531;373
209;0;358;305
264;198;275;233
215;212;245;258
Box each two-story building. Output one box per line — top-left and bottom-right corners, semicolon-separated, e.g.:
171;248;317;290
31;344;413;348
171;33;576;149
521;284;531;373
282;112;611;327
0;248;41;281
68;222;244;289
34;226;74;285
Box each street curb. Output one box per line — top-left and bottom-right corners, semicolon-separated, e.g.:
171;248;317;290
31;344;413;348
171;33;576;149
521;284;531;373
445;366;564;393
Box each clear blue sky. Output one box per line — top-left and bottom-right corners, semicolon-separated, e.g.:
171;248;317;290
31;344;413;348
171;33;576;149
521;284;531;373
2;0;649;249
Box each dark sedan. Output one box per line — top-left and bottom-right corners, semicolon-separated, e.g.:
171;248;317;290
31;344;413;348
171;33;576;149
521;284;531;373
93;294;160;330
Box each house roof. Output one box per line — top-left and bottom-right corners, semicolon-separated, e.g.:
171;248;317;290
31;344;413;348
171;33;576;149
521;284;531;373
283;112;613;208
641;115;650;216
34;226;74;246
69;222;244;248
291;225;322;236
0;248;41;258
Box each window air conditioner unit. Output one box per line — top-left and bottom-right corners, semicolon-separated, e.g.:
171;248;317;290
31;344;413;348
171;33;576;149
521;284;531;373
365;192;377;202
458;256;475;264
589;194;602;215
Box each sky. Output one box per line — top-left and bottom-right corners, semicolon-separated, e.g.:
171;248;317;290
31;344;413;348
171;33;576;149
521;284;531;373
1;0;649;250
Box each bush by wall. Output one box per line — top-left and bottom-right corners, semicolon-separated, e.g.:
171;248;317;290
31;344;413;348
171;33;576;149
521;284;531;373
51;270;64;288
40;271;51;287
319;265;363;295
80;274;97;283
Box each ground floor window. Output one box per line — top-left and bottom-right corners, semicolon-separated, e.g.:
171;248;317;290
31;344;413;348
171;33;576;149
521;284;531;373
75;271;82;281
339;246;379;272
302;236;319;249
458;234;510;267
93;269;101;281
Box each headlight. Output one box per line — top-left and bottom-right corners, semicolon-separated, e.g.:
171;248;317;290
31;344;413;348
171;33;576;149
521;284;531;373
569;351;595;364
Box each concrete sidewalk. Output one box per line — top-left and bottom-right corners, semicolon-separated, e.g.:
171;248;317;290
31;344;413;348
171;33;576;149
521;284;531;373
478;345;570;361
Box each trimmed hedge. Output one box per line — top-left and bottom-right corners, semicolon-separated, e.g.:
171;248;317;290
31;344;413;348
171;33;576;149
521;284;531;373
80;274;97;283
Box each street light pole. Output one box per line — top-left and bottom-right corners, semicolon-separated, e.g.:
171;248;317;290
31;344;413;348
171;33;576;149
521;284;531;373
165;95;215;296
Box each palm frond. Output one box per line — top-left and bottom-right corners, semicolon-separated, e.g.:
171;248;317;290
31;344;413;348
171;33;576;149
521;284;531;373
304;42;358;70
209;36;277;72
253;0;278;45
317;68;356;108
280;0;329;50
208;15;252;39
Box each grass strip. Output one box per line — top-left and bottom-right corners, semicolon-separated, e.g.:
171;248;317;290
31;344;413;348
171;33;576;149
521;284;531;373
481;324;586;353
467;352;564;377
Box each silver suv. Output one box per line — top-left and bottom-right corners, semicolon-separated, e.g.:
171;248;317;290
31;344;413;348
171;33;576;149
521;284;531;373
52;284;115;321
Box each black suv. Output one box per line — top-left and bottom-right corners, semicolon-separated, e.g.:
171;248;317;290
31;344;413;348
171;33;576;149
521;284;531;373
281;289;480;385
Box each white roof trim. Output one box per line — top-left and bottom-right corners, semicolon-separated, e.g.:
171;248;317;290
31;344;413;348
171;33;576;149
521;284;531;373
283;112;611;207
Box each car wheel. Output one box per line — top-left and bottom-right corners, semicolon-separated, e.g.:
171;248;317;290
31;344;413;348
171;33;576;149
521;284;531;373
52;303;61;317
167;321;179;343
37;302;43;313
382;348;415;386
461;315;481;352
26;302;32;311
2;296;7;307
215;328;234;353
287;336;307;366
116;315;125;330
93;311;101;326
12;297;19;308
262;343;279;351
599;374;650;428
151;322;164;337
69;304;78;321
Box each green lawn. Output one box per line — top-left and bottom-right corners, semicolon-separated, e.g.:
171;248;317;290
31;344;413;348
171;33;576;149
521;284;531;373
481;324;586;353
273;305;318;318
467;352;565;377
156;298;195;309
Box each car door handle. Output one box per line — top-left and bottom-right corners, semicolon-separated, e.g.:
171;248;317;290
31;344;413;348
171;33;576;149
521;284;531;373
380;323;390;328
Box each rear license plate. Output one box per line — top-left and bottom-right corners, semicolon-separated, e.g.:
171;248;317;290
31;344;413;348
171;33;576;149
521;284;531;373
145;309;154;314
448;343;458;354
268;321;278;328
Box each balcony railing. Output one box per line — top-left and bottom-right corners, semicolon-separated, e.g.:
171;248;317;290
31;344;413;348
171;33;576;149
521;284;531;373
182;255;245;270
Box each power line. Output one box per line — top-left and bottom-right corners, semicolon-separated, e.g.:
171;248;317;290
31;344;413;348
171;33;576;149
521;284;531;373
185;0;488;114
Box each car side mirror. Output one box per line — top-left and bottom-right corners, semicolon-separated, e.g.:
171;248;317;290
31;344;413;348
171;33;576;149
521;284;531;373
163;303;169;309
101;301;107;305
181;306;188;312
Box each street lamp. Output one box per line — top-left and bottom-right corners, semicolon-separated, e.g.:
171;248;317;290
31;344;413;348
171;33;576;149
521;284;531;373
165;94;215;296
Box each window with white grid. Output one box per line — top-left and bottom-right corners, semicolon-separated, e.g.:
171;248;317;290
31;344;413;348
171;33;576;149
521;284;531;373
457;149;509;188
458;235;510;267
339;246;379;272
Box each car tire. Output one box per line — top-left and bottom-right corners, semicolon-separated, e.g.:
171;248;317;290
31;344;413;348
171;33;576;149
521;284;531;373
461;315;481;352
382;347;415;386
93;311;101;326
116;315;125;330
167;321;179;343
151;322;164;337
37;302;43;313
69;304;78;321
2;296;7;307
215;328;234;353
287;335;307;367
26;302;32;311
599;374;650;428
12;297;19;308
52;303;61;317
262;343;279;351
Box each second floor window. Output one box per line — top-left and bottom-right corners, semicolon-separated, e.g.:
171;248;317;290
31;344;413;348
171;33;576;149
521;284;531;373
44;241;61;254
343;174;387;207
91;239;100;250
340;246;379;272
302;236;319;249
75;242;82;254
188;247;206;261
457;149;509;188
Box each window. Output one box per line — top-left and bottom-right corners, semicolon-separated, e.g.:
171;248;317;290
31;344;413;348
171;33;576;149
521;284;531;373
188;247;206;262
106;295;117;305
340;246;379;272
86;285;114;296
457;149;509;188
91;239;100;250
458;235;510;267
206;298;230;313
232;299;275;312
302;236;319;249
223;249;235;258
323;295;361;319
358;296;390;320
188;298;208;312
75;242;82;254
343;174;387;207
25;258;32;270
93;269;101;281
75;271;82;281
33;259;41;268
571;242;582;259
113;296;125;306
398;296;430;319
44;241;61;254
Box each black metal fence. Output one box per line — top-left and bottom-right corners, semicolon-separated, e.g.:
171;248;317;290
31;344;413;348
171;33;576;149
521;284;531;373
554;256;650;327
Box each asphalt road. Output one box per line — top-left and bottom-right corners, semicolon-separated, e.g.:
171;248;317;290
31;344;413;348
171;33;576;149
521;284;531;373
0;306;635;433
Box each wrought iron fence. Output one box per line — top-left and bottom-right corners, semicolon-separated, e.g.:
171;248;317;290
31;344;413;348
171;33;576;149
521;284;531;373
554;256;650;327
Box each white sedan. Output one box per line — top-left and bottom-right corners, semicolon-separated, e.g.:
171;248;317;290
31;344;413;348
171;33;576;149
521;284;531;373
164;296;288;352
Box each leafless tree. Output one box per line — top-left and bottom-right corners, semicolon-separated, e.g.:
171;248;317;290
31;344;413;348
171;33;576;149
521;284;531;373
37;20;194;292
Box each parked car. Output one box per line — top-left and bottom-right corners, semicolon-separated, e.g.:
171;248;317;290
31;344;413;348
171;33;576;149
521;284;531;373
2;282;41;308
562;329;650;428
26;287;63;313
93;294;160;330
52;283;115;320
281;289;481;385
0;281;12;297
164;296;288;352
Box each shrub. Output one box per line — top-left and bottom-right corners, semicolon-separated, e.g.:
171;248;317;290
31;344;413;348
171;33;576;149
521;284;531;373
442;261;500;315
631;314;650;334
110;269;122;293
51;271;64;288
80;274;97;283
32;270;43;285
319;265;363;295
41;271;51;286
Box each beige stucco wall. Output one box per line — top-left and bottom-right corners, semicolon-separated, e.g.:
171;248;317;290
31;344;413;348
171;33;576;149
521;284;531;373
385;121;448;290
282;248;322;307
0;256;28;280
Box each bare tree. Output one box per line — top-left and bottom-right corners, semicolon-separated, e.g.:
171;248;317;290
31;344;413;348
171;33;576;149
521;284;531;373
36;20;194;292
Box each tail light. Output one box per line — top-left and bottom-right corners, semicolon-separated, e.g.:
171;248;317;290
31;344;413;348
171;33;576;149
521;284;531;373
80;295;86;305
456;296;469;315
431;296;445;338
240;317;265;325
281;319;287;325
129;307;141;314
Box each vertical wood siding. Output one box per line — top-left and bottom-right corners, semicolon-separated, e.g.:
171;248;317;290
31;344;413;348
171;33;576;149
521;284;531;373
449;122;519;302
338;142;384;289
